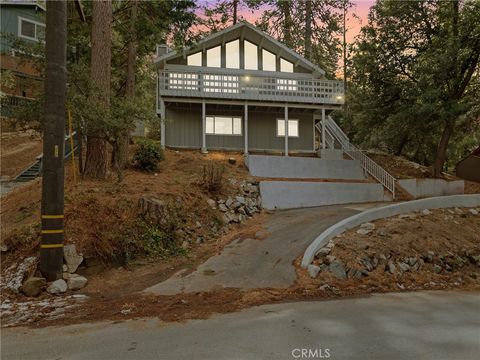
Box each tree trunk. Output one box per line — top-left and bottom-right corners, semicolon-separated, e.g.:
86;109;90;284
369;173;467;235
232;0;238;25
84;0;112;179
280;0;294;48
432;119;454;177
304;0;312;60
113;0;138;179
343;0;347;93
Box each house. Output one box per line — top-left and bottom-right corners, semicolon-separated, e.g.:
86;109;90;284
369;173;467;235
0;0;45;109
154;21;344;155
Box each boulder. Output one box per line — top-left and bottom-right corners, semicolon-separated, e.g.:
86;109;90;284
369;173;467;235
329;261;347;279
469;209;478;215
360;222;375;230
397;262;410;272
47;279;67;295
307;265;321;279
387;261;396;274
207;199;216;209
228;158;237;165
64;244;84;273
218;204;228;212
67;274;88;290
21;277;46;297
422;209;432;215
317;247;331;256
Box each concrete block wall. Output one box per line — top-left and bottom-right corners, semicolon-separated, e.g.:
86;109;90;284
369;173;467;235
260;181;389;210
246;155;365;180
398;178;464;199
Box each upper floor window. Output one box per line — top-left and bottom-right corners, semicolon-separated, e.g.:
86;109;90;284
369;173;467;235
206;46;221;68
225;39;240;69
262;49;276;71
187;52;202;66
280;58;294;72
244;40;258;70
18;17;45;42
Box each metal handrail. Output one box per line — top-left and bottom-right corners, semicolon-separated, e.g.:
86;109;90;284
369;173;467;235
324;116;396;198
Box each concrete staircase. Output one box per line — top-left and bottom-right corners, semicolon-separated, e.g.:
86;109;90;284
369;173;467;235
247;155;391;210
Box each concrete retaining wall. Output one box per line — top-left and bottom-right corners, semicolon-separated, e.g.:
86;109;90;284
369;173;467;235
301;194;480;268
246;155;365;180
398;178;464;199
260;181;389;210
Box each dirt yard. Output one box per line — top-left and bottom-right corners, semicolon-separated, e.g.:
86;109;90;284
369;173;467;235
1;130;42;178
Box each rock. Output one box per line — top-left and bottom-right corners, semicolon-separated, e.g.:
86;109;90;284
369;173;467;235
469;209;478;215
326;240;335;248
63;272;71;280
398;262;410;272
397;283;405;290
317;247;331;256
235;196;246;205
225;197;234;208
64;244;84;274
360;222;375;230
348;268;364;279
387;261;396;274
377;228;387;236
67;274;88;290
307;265;321;279
0;243;8;252
21;277;46;297
254;230;269;240
326;255;336;264
196;237;204;244
228;158;237;165
422;209;432;215
47;279;67;295
195;221;202;228
329;261;347;279
433;264;442;274
424;251;435;263
319;284;330;291
361;257;374;272
207;199;216;208
356;229;372;235
407;257;417;267
218;203;228;212
63;264;68;272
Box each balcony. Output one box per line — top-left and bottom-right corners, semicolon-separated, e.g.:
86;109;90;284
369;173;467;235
158;70;344;106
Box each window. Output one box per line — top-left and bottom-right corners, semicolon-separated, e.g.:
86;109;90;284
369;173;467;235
225;40;240;69
277;78;297;91
206;116;242;135
204;74;239;93
187;52;202;66
18;17;45;42
244;40;258;70
206;46;221;68
262;49;276;71
280;58;294;72
277;119;299;137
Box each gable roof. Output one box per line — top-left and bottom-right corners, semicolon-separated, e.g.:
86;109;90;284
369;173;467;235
0;0;45;11
154;21;325;75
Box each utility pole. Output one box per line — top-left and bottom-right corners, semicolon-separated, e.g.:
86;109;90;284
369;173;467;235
39;0;67;281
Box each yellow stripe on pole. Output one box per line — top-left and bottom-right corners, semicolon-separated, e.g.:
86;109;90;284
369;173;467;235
41;244;64;249
42;215;64;219
41;229;64;234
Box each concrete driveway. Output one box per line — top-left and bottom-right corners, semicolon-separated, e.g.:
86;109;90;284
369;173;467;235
3;291;479;360
145;203;378;295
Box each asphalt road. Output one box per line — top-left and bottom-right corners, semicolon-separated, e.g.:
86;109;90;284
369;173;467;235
145;203;378;295
3;291;479;360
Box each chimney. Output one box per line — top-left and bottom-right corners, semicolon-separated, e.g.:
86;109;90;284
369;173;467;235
156;44;171;57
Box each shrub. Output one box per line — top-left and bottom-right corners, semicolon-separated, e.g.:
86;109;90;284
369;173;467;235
134;139;164;171
202;163;225;193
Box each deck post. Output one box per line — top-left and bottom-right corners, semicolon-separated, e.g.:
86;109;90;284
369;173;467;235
284;104;289;156
160;98;165;149
201;100;207;153
321;108;326;149
244;102;248;155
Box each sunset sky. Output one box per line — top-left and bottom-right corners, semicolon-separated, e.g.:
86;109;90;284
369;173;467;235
199;0;376;43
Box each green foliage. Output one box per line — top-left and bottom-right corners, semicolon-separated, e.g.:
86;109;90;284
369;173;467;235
134;139;164;171
346;0;480;172
140;224;187;259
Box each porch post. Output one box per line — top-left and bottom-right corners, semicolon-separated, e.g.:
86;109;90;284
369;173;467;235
160;98;165;149
321;108;326;149
284;104;289;157
244;102;248;155
201;100;207;153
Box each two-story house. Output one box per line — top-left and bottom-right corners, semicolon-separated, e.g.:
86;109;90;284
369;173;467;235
0;0;45;109
154;22;344;155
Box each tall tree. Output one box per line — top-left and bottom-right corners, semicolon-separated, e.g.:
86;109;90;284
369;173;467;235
83;0;112;179
203;0;262;32
348;0;480;175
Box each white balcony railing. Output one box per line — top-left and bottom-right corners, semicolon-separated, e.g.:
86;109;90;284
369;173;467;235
158;70;344;105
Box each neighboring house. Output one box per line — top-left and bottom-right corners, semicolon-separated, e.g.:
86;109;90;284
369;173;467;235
456;146;480;183
0;0;45;110
154;21;344;154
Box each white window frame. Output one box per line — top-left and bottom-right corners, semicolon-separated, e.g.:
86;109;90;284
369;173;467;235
206;45;221;68
18;16;45;42
225;39;240;69
187;52;202;66
244;40;258;70
206;115;242;136
280;58;294;73
276;119;299;138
